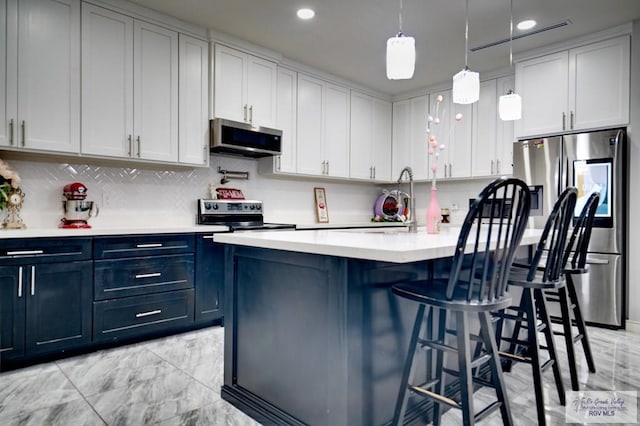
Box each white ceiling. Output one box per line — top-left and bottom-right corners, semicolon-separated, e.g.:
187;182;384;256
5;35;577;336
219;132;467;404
127;0;640;96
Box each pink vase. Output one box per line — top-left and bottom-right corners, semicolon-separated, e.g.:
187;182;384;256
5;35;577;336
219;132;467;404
426;186;441;234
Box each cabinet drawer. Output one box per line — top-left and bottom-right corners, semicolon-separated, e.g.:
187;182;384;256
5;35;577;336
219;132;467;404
93;289;194;343
94;254;194;300
0;238;92;265
93;234;195;259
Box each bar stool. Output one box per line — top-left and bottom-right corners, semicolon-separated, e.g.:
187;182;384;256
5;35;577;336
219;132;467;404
544;192;600;389
391;178;531;426
494;187;578;426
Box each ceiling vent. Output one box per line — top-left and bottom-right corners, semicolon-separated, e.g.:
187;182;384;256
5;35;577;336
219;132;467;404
470;20;571;52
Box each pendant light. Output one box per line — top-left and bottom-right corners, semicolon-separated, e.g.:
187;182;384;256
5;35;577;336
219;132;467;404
499;0;522;120
386;0;415;80
452;0;479;104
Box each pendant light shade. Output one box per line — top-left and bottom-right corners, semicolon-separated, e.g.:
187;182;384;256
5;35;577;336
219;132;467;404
499;0;522;121
452;67;480;104
499;91;522;120
386;33;415;80
452;0;479;104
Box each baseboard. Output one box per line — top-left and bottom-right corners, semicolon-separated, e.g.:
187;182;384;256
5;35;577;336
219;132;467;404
625;320;640;334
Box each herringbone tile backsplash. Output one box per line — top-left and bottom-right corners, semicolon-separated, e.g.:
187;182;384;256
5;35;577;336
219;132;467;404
1;155;383;228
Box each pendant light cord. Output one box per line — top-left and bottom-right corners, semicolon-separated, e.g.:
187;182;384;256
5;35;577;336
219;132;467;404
464;0;469;69
398;0;404;35
509;0;513;67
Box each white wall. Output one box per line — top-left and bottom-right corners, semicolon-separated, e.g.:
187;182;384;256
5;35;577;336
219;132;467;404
0;152;489;229
627;19;640;323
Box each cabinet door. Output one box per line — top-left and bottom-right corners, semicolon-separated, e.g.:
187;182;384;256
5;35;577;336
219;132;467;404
0;0;10;148
570;36;630;131
214;44;245;122
81;3;133;157
496;76;514;175
392;99;411;179
17;0;80;153
0;265;25;359
410;95;429;180
324;83;350;178
349;91;373;180
25;261;92;355
134;20;178;162
472;80;498;177
195;235;224;323
246;55;277;127
178;34;209;166
448;98;472;179
515;51;568;138
372;98;392;182
296;74;324;176
275;67;297;173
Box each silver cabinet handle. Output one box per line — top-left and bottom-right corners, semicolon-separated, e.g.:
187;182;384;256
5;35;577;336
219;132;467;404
30;265;35;296
249;105;253;123
136;309;162;318
491;160;494;175
9;119;14;145
570;111;574;130
243;104;248;122
373;166;376;179
7;250;44;256
276;156;281;171
21;120;26;146
562;112;566;131
136;243;163;248
136;136;141;158
496;159;501;174
128;134;133;156
18;266;23;298
202;235;215;240
203;145;208;164
135;272;161;279
326;161;329;175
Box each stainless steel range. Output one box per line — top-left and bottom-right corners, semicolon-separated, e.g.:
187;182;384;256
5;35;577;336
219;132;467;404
197;199;295;231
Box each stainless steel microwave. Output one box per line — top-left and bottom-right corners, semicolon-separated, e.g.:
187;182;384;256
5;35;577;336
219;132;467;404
210;118;282;158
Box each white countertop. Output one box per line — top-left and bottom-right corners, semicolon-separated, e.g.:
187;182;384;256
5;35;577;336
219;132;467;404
0;225;229;239
213;226;543;263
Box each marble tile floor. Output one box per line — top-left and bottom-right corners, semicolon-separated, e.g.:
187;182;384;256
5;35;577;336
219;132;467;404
0;325;638;425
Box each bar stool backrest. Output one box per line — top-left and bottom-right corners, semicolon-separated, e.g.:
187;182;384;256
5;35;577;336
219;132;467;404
528;187;578;283
563;192;600;271
447;178;531;303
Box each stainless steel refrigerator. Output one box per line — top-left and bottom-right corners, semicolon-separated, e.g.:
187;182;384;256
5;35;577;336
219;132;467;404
513;128;626;328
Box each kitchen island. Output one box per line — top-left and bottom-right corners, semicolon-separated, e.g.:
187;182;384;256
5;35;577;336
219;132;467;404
213;226;541;425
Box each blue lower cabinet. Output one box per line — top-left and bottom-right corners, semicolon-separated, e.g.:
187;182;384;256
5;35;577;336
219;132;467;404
93;289;195;343
195;234;224;324
0;265;26;359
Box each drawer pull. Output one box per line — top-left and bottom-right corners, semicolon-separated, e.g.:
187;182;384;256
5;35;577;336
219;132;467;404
31;266;35;296
135;272;162;279
7;249;44;256
202;235;215;240
136;243;163;248
136;309;162;318
18;266;23;297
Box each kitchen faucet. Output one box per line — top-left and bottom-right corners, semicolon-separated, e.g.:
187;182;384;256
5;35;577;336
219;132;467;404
397;166;417;233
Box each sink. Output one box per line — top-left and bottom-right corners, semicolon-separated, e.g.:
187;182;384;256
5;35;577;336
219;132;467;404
331;226;412;234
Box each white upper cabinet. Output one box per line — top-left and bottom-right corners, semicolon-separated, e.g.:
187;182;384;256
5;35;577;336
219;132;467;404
214;44;277;128
178;34;209;166
472;77;514;178
1;0;80;153
392;95;429;181
82;4;178;162
515;35;630;138
350;91;392;181
296;73;349;178
275;67;297;173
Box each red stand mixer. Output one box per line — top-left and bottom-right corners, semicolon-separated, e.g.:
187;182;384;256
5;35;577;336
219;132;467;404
60;182;99;228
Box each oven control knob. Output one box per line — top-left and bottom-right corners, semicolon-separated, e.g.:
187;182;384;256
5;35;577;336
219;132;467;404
212;203;219;210
256;204;262;210
204;202;212;210
250;204;255;210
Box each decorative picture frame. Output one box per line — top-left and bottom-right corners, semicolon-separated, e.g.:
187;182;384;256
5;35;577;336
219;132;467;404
314;187;329;223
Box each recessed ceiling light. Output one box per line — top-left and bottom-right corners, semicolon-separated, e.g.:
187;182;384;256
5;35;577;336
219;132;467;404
517;19;537;31
297;8;315;20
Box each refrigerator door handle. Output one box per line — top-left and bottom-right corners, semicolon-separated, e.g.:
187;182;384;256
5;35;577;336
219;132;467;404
586;256;610;265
